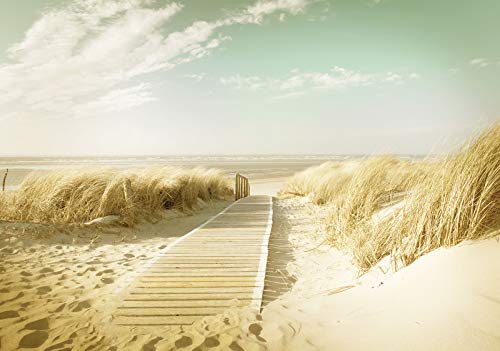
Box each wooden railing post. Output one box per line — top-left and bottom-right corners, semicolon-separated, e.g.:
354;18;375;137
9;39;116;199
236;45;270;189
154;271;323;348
234;173;240;200
235;173;251;200
2;169;8;192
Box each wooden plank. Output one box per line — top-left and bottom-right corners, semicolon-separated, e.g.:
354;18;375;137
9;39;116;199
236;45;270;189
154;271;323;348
133;281;262;288
125;293;255;300
146;266;259;274
115;316;199;326
117;307;235;316
141;272;260;277
115;195;273;326
158;254;262;257
149;263;261;268
139;277;258;282
154;259;261;264
129;287;256;294
121;300;251;308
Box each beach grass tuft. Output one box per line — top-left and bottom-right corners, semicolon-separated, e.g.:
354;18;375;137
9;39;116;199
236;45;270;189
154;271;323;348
0;167;233;225
282;124;500;270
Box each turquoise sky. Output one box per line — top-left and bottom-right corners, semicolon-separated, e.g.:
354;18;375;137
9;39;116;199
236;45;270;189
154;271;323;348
0;0;498;155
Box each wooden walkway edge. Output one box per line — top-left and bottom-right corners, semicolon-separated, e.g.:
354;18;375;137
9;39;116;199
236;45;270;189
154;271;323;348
114;195;273;326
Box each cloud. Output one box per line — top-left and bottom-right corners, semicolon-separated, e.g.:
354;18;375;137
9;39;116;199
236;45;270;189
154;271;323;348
184;73;206;82
245;0;309;23
219;75;266;90
81;83;156;114
220;66;420;98
0;0;312;120
469;58;490;68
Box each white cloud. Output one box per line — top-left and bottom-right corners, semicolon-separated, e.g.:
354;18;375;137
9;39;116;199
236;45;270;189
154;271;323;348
184;73;206;82
246;0;308;23
0;0;312;120
469;58;490;68
220;66;419;98
81;83;156;113
220;75;266;90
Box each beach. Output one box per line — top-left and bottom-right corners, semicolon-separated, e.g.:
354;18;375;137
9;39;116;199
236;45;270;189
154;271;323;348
1;0;498;349
1;134;499;351
0;155;355;192
2;195;498;350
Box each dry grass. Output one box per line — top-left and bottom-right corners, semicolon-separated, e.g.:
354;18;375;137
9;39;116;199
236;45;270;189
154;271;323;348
0;167;233;225
282;125;500;270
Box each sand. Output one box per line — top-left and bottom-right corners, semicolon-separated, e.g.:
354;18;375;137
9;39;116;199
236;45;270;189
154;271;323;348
250;177;287;197
261;232;500;350
1;191;499;350
0;201;230;350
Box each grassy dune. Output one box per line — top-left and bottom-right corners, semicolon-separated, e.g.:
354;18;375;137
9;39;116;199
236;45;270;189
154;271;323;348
0;167;232;225
281;125;500;270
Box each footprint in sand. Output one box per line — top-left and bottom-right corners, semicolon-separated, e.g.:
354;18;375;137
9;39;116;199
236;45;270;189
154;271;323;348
203;337;220;348
20;271;33;277
20;302;31;310
24;317;49;330
36;286;52;295
100;277;114;284
53;303;65;313
0;292;24;306
43;338;73;350
70;300;91;312
229;341;245;351
124;253;134;259
143;336;163;351
39;267;54;274
96;268;113;276
174;336;192;348
249;323;266;341
0;310;19;319
18;330;48;348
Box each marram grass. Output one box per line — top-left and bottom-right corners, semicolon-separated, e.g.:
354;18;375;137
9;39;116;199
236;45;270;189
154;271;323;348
282;124;500;270
0;167;233;225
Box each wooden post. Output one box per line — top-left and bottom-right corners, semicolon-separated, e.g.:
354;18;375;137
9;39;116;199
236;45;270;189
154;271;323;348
235;173;250;200
235;173;239;200
2;169;8;192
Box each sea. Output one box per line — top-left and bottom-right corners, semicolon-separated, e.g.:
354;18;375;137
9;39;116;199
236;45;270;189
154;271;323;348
0;155;360;190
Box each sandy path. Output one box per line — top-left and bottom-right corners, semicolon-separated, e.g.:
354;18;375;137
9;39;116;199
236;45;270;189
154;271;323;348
0;201;229;350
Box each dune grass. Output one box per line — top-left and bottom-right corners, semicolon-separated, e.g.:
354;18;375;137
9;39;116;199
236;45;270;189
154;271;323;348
0;167;233;225
282;125;500;270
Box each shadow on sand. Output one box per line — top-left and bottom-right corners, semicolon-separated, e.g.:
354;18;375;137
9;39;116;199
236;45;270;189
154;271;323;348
262;198;297;307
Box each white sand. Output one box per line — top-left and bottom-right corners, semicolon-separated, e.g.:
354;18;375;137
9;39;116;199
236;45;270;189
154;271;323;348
262;235;500;351
1;196;499;350
154;198;500;351
250;177;288;197
0;201;230;350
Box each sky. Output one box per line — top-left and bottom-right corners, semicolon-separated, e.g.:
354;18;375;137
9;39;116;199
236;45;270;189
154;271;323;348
0;0;498;156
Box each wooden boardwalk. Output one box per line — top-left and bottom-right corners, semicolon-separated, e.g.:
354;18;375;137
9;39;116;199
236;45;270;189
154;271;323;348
115;195;273;326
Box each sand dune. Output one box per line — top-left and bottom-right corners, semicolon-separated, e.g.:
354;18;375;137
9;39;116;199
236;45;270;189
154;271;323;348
262;234;500;351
